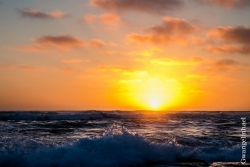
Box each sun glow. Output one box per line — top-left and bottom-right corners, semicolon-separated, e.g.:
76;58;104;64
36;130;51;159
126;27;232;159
150;99;160;109
118;76;181;110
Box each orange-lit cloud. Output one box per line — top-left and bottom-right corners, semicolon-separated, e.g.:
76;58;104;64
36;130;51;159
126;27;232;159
61;59;83;64
197;0;250;9
0;63;42;71
97;65;148;76
150;57;202;66
192;56;204;62
119;79;142;83
208;59;248;71
80;13;121;26
19;8;68;19
17;35;88;51
62;67;80;73
98;65;135;72
207;26;250;55
91;0;184;14
186;74;207;78
208;45;250;55
99;13;121;25
130;47;162;57
101;50;118;55
17;45;44;52
89;39;106;47
82;14;96;23
122;70;148;76
128;17;198;45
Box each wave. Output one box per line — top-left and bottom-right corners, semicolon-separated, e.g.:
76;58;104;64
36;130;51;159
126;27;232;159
1;111;249;121
0;111;143;121
0;124;247;167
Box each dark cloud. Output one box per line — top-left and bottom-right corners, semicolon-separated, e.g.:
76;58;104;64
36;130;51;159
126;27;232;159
91;0;184;14
214;59;239;66
145;17;197;35
208;45;250;55
17;35;109;51
208;26;250;55
19;8;68;19
36;35;86;47
196;0;250;9
128;17;198;45
208;59;248;71
209;26;250;44
18;35;86;51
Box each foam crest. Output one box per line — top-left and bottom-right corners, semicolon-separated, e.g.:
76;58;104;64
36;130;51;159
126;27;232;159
1;123;248;167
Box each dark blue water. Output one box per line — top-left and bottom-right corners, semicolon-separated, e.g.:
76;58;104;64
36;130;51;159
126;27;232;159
0;111;249;166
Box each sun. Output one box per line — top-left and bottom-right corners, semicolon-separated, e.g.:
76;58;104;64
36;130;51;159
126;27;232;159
150;99;160;109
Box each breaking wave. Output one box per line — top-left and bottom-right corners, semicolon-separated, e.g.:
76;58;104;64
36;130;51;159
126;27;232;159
0;124;247;167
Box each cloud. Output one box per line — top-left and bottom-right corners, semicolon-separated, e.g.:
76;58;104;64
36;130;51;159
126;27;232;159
98;65;135;72
19;8;68;19
80;13;123;31
208;45;250;55
90;0;185;14
101;50;118;55
17;45;44;52
98;13;121;24
61;59;83;64
150;56;204;66
130;47;162;56
119;79;142;83
190;89;203;93
186;74;207;78
62;67;80;73
208;59;248;71
17;35;108;51
208;26;250;44
207;26;250;55
0;63;42;71
36;35;86;47
17;65;42;71
191;56;204;62
196;0;250;9
18;35;87;51
80;13;121;25
128;17;198;45
97;65;148;76
89;39;106;47
150;58;200;66
81;14;96;23
122;70;148;76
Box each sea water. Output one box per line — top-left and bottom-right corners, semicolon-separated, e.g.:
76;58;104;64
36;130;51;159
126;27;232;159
0;111;249;166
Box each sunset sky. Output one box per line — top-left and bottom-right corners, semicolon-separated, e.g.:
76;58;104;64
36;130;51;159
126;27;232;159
0;0;250;111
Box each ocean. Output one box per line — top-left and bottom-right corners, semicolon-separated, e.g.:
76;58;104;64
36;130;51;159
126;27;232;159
0;111;249;167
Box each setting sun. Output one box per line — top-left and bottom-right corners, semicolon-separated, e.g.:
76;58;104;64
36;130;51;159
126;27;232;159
150;99;160;109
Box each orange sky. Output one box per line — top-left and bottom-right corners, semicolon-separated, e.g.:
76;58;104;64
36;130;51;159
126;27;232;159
0;0;250;110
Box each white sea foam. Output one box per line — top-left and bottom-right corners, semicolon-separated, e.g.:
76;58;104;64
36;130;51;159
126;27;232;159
0;123;248;167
